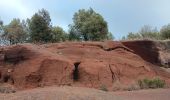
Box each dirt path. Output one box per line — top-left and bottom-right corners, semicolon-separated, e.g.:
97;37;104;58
113;88;170;100
0;86;122;100
0;86;170;100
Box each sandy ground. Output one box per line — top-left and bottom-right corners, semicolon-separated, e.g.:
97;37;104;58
0;86;169;100
0;86;122;100
113;88;170;100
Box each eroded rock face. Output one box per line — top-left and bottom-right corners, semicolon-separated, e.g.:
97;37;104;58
122;40;160;65
0;54;4;62
156;41;170;68
3;45;36;64
0;41;170;91
0;48;5;64
37;59;74;87
122;40;170;68
159;52;170;68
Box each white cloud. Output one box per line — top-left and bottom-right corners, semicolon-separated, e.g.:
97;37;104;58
0;0;33;19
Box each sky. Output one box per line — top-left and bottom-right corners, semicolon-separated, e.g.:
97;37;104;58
0;0;170;40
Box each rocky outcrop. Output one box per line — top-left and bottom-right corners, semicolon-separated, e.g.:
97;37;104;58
0;41;170;91
156;41;170;68
122;40;160;64
122;40;170;68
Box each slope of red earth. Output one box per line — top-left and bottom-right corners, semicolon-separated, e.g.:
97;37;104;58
0;40;170;91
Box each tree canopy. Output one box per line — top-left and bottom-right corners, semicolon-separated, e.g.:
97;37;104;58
29;9;52;43
2;18;28;44
0;20;3;34
160;24;170;39
0;20;4;45
69;8;110;41
51;26;68;42
124;25;161;40
0;8;116;45
139;25;160;40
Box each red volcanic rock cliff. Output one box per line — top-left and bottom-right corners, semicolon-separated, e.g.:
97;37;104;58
0;41;170;90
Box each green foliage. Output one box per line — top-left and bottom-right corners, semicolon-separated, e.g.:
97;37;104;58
124;25;161;40
51;26;68;42
138;78;165;89
0;86;16;93
160;24;170;39
0;20;3;27
2;18;28;44
139;25;161;40
1;8;115;44
69;8;109;41
68;25;81;41
0;20;3;34
29;9;52;43
106;32;114;40
127;32;141;40
100;84;108;91
0;20;4;45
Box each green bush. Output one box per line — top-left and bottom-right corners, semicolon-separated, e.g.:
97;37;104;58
138;78;165;89
100;85;108;91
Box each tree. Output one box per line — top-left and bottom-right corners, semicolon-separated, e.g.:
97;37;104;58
125;25;161;40
0;20;4;45
68;25;81;41
139;25;160;40
0;20;3;27
127;32;141;40
51;26;68;42
2;18;28;44
29;9;52;43
0;20;3;34
160;24;170;39
121;36;126;40
69;8;109;41
106;32;114;40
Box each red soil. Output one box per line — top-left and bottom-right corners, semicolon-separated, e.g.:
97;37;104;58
0;41;170;90
1;87;170;100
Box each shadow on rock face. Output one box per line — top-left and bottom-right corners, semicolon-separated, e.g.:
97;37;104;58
73;62;81;81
